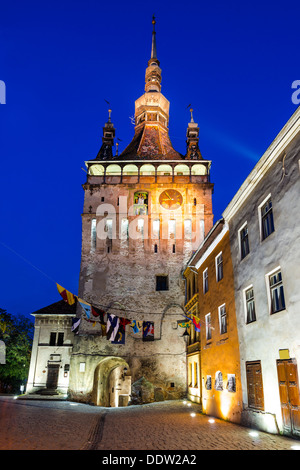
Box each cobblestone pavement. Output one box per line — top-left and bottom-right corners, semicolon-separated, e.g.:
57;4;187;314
0;396;298;452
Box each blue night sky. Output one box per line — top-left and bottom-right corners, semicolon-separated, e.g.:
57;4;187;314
0;0;299;319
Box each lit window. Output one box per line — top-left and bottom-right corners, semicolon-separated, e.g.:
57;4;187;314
168;220;176;240
215;252;223;282
184;219;192;240
121;218;129;239
91;218;97;250
105;219;113;238
218;304;227;335
245;287;256;323
269;270;285;314
153;219;160;239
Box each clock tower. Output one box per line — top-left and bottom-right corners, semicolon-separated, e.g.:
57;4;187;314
69;17;214;406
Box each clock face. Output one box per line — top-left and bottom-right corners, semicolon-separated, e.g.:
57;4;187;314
159;189;183;210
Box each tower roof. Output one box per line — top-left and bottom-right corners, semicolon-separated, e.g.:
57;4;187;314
115;17;184;161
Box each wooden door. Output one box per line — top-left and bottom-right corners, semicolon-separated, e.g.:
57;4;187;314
277;359;300;437
46;364;59;389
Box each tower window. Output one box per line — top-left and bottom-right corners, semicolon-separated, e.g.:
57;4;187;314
154;244;158;253
172;244;176;253
156;275;169;291
91;218;97;251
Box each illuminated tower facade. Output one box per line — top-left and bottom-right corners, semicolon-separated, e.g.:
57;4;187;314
69;18;214;406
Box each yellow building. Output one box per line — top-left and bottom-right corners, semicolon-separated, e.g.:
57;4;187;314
184;219;243;423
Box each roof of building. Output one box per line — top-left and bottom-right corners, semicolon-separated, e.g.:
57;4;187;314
32;300;77;316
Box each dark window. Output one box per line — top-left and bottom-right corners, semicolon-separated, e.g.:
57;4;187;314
203;269;208;294
240;225;250;259
156;275;168;291
245;287;256;323
261;199;275;240
216;253;223;282
49;332;56;346
172;244;176;253
269;270;285;313
57;333;64;346
246;361;264;410
154;244;158;253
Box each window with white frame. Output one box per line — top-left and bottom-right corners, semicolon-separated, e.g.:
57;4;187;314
239;222;249;259
215;252;223;282
268;269;286;314
203;268;208;294
205;313;212;341
218;304;227;335
245;286;256;323
259;196;275;241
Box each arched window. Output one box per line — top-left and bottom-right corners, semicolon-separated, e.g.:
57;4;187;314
122;164;138;175
106;164;122;175
174;164;189;175
89;164;105;175
191;164;206;175
157;164;172;175
140;164;156;175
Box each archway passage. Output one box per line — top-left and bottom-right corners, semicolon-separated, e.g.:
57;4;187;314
92;356;131;407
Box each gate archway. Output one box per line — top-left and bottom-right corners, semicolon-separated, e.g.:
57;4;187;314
92;356;131;407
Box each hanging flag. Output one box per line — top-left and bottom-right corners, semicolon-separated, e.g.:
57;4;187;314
91;305;106;324
130;320;143;334
78;298;91;319
178;320;191;328
111;317;130;345
71;317;81;334
106;314;119;341
56;284;77;305
143;321;154;341
192;315;201;332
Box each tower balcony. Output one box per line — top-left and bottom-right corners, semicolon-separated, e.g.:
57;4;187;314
85;160;212;185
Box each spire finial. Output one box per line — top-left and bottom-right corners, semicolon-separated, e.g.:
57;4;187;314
151;15;157;59
190;108;194;123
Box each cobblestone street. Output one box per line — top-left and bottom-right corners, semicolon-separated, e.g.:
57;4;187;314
0;396;298;453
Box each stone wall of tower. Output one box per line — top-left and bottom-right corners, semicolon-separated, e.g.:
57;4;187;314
68;176;213;404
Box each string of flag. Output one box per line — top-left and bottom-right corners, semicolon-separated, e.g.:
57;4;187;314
56;283;201;345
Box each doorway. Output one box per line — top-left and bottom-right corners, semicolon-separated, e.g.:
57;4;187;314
46;364;59;389
277;358;300;437
92;357;131;407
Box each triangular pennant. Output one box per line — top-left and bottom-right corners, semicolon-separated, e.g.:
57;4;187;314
56;284;77;305
78;298;91;319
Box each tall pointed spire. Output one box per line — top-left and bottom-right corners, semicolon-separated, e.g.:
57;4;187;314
145;16;161;93
151;15;157;60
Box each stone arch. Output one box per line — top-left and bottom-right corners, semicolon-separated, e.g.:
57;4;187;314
92;356;131;407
